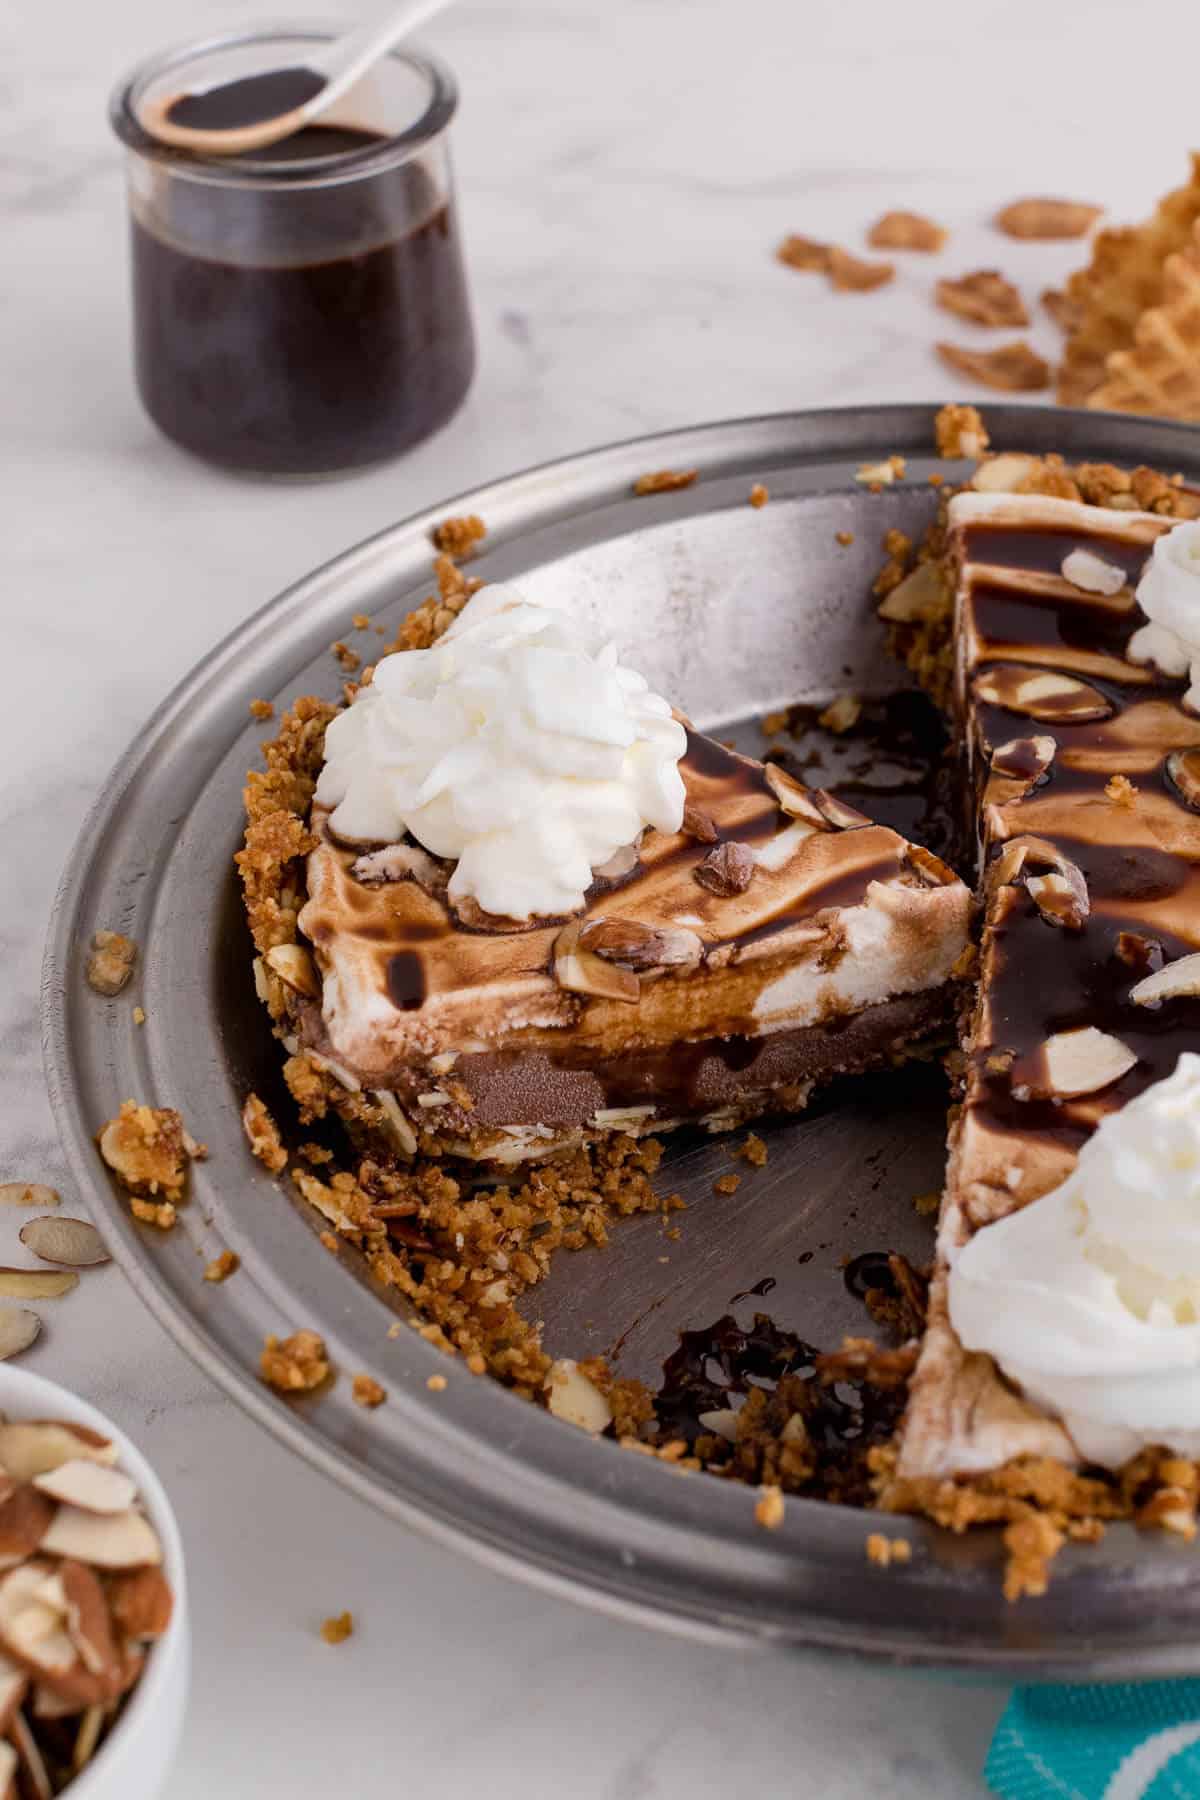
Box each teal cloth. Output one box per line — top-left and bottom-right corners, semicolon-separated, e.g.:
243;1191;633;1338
987;1684;1200;1799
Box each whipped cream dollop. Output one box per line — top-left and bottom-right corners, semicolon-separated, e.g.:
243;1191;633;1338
315;584;687;920
949;1055;1200;1468
1129;519;1200;708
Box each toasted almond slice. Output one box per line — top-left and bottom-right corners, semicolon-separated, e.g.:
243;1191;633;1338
33;1461;135;1516
0;1740;15;1795
40;1506;161;1571
544;1360;612;1435
264;943;319;999
0;1667;24;1741
11;1710;52;1800
0;1273;77;1303
0;1423;116;1484
696;1408;740;1443
73;1702;106;1775
0;1491;53;1562
1026;870;1089;930
1166;749;1200;812
1130;951;1200;1006
0;1188;58;1211
0;1315;40;1366
553;922;640;1004
763;763;830;828
3;1612;75;1679
32;1683;76;1720
877;559;947;624
813;789;872;830
17;1218;108;1269
969;452;1043;493
59;1562;121;1688
991;735;1057;783
1041;1027;1137;1098
973;666;1111;724
107;1566;173;1641
1061;548;1127;596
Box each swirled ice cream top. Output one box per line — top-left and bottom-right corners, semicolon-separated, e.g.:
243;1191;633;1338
1130;518;1200;707
949;1053;1200;1468
314;585;688;920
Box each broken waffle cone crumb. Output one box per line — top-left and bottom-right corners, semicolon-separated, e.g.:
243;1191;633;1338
1058;155;1200;405
755;1485;785;1529
749;483;769;508
261;1329;330;1393
633;469;698;495
934;402;989;459
936;339;1050;392
868;210;945;253
352;1374;386;1409
776;234;830;273
1086;229;1200;421
85;932;136;998
827;247;894;293
203;1249;239;1283
241;1093;287;1175
995;197;1103;240
431;514;486;557
935;271;1029;329
320;1612;353;1645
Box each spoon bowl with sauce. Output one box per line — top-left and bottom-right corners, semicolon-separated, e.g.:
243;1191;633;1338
139;0;452;157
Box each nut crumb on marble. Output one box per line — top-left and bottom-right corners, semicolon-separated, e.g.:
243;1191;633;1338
935;270;1029;329
868;210;945;253
320;1612;353;1645
261;1329;330;1393
633;469;698;495
994;197;1103;240
352;1374;386;1409
204;1249;239;1283
241;1093;287;1175
431;514;486;557
86;931;136;997
936;339;1051;392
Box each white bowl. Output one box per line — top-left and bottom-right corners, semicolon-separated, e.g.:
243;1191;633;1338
0;1364;189;1800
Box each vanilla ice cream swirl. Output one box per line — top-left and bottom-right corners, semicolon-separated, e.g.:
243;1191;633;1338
949;1054;1200;1468
1129;519;1200;708
315;585;687;920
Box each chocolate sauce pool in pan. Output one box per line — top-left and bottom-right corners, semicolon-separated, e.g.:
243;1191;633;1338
130;123;475;474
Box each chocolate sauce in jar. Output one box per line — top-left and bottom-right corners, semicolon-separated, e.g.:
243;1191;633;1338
130;121;475;474
166;66;328;131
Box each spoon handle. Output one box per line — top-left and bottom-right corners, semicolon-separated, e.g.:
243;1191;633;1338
308;0;455;107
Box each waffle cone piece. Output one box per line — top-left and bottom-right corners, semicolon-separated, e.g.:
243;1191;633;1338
1058;152;1200;406
1085;224;1200;420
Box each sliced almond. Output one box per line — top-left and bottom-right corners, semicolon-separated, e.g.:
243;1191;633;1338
553;922;639;1004
592;841;642;880
763;763;830;828
986;835;1089;928
0;1741;15;1796
32;1683;76;1720
73;1702;106;1775
0;1424;116;1484
1166;749;1200;812
33;1461;135;1516
813;790;872;830
579;918;702;972
264;943;319;1000
40;1507;161;1571
1025;870;1089;930
59;1562;121;1689
17;1218;108;1269
991;735;1056;784
1061;548;1126;596
1041;1027;1137;1098
1130;951;1200;1007
0;1189;58;1212
696;1408;740;1443
350;843;447;891
0;1315;40;1366
0;1663;26;1736
11;1711;52;1800
970;452;1043;493
0;1273;77;1303
0;1491;53;1562
877;559;947;624
694;841;757;896
905;844;959;888
973;666;1112;724
107;1566;174;1642
544;1360;612;1435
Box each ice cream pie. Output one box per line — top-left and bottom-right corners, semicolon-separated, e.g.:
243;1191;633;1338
271;586;970;1166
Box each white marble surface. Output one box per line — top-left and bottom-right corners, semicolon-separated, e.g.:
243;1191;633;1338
8;0;1199;1790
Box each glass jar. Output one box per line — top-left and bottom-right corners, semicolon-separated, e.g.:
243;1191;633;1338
110;26;476;476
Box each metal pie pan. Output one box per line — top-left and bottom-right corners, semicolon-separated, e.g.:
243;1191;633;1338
43;404;1200;1679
